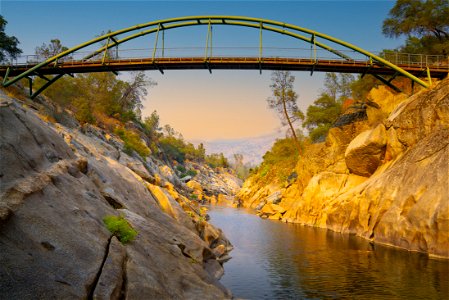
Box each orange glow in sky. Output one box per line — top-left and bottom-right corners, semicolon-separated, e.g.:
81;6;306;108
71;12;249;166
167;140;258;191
142;70;323;141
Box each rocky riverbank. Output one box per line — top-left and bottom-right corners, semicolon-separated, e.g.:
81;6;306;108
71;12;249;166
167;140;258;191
184;161;242;208
238;79;449;259
0;88;239;298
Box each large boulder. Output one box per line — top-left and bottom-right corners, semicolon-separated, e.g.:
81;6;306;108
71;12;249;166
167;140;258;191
345;124;387;177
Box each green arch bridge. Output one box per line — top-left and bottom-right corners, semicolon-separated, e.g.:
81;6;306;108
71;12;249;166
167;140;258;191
1;16;448;99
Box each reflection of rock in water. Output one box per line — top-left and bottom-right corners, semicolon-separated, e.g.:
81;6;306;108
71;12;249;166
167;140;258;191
209;207;449;300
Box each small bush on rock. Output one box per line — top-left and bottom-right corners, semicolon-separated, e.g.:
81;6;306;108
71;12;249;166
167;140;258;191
103;215;138;244
114;127;150;159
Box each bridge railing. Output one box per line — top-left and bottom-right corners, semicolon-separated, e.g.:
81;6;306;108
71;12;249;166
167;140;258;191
381;51;448;68
3;47;448;70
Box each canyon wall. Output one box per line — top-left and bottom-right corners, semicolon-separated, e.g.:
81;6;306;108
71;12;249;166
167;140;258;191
238;79;449;259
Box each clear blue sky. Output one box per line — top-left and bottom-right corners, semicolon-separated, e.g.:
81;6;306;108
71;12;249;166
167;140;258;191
1;1;403;140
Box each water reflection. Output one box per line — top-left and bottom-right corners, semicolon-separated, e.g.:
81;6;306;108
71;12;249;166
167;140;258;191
208;206;449;300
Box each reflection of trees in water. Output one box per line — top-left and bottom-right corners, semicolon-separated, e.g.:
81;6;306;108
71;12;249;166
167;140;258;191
261;223;448;299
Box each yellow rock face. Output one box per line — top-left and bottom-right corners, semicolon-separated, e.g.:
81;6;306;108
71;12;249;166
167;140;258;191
367;85;408;118
147;184;176;218
259;203;287;218
268;212;283;220
385;127;405;161
216;194;235;206
186;180;202;191
186;180;203;200
240;78;449;258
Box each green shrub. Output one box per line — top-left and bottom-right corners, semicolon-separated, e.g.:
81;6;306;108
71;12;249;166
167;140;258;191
176;165;197;178
176;165;186;173
114;127;150;159
103;215;138;244
252;138;300;185
205;153;229;169
73;97;95;124
260;165;270;177
185;169;197;177
159;136;186;163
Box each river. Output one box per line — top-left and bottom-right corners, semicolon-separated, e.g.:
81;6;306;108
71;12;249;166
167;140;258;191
208;206;449;300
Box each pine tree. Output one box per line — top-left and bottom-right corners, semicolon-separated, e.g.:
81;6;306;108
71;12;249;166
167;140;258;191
267;71;304;155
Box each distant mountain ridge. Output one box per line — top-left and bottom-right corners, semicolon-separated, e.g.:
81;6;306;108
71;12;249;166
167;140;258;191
191;130;285;166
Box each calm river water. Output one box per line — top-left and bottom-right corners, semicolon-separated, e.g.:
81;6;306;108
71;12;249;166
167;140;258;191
208;206;449;300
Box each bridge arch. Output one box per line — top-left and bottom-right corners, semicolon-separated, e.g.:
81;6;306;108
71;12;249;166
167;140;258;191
2;15;435;98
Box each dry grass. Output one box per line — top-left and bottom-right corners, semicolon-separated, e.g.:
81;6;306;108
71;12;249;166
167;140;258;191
94;112;122;132
1;84;29;102
36;112;57;124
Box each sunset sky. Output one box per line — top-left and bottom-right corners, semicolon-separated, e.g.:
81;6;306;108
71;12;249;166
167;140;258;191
1;1;404;140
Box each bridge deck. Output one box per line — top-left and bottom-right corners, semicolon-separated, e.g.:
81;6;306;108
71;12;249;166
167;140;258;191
1;57;448;78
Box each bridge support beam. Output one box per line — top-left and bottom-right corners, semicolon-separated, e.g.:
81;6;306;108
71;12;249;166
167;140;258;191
22;74;65;99
2;67;10;85
152;24;162;61
372;74;402;93
204;19;213;62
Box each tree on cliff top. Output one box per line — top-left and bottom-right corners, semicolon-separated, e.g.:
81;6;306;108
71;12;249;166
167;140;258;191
267;71;304;155
303;73;354;143
35;39;70;61
0;15;22;62
382;0;449;55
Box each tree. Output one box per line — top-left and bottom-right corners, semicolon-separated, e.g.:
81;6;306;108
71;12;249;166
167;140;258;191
197;143;206;161
118;72;156;119
163;124;176;137
382;0;449;55
232;153;250;180
0;15;22;62
267;71;304;154
303;73;354;142
205;153;229;169
35;39;70;61
143;110;161;139
303;93;341;142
